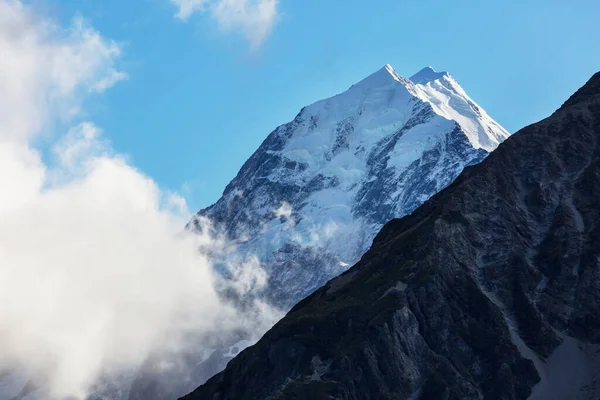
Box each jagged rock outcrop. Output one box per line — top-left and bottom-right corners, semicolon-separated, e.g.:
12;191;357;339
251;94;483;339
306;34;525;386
182;73;600;400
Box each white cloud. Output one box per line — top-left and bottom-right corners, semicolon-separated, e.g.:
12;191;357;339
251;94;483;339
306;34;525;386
290;220;340;248
0;141;230;398
53;123;109;169
0;1;280;399
171;0;279;49
274;201;292;220
0;2;126;142
173;0;211;19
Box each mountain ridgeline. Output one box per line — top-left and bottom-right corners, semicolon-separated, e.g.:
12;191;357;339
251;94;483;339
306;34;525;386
182;73;600;400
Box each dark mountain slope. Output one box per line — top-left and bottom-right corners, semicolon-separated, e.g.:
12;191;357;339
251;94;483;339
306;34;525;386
182;72;600;400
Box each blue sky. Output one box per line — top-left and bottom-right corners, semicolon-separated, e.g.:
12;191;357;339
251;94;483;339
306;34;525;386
49;0;600;210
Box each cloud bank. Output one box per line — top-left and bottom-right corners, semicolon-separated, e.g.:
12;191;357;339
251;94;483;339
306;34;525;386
0;1;279;398
171;0;279;49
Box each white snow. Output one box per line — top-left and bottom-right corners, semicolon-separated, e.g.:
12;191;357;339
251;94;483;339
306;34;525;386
350;64;405;91
409;66;448;85
196;348;216;365
212;63;511;311
409;66;510;151
222;340;254;358
275;66;500;251
528;336;600;400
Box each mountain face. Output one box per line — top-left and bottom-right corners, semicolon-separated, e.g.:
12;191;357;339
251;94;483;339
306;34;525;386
124;65;509;400
182;72;600;400
194;64;508;309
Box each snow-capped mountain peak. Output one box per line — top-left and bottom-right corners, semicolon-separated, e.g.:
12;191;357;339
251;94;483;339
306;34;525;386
346;64;508;151
407;66;509;151
350;63;407;90
195;64;511;308
409;66;450;84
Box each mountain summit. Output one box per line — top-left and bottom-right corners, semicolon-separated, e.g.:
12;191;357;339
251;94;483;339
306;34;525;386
183;71;600;400
410;66;449;84
193;64;509;308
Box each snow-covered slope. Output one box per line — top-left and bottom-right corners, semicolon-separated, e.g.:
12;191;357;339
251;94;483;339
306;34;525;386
410;66;507;151
193;64;509;307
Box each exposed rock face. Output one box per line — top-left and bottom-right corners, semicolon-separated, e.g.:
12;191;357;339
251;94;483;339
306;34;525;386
182;73;600;400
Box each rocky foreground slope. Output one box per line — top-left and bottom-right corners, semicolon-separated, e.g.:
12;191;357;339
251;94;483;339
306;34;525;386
182;73;600;400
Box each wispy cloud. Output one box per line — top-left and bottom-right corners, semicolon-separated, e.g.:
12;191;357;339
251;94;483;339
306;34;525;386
274;201;293;221
171;0;279;50
0;1;127;143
